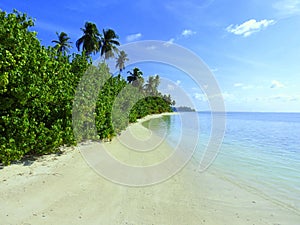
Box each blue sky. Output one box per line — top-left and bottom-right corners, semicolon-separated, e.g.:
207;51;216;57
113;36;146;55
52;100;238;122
1;0;300;112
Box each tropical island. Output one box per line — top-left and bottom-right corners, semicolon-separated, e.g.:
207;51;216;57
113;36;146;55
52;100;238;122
173;106;196;112
0;10;174;165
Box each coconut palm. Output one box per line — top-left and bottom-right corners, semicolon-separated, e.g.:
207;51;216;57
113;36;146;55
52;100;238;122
144;75;160;95
127;67;143;83
144;76;154;94
52;32;72;54
115;50;129;72
76;22;101;56
100;29;120;59
153;75;160;93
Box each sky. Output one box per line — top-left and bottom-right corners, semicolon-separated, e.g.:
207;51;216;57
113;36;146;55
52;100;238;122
1;0;300;112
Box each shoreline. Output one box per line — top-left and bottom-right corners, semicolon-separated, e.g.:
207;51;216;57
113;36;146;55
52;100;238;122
1;112;299;224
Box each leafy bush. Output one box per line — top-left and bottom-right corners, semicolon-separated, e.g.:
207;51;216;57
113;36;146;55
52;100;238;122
0;10;173;165
0;11;87;164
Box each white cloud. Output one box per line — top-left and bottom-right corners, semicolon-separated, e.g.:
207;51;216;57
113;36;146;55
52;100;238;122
167;84;175;91
167;38;175;44
273;0;300;16
210;68;219;73
161;80;181;92
126;33;142;42
226;19;276;37
181;29;196;37
165;30;195;46
270;80;285;88
234;83;244;87
233;83;255;90
194;93;208;102
164;38;175;46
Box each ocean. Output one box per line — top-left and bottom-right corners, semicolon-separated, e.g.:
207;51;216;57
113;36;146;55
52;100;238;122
143;112;300;214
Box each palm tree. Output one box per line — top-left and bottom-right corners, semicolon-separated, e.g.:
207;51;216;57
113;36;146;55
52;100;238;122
144;76;154;95
153;75;160;93
76;22;101;56
127;67;143;87
52;32;72;54
144;75;160;96
115;50;129;72
100;29;120;59
163;94;172;105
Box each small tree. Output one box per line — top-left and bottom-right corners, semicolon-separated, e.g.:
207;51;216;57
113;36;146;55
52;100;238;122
100;28;120;60
52;31;72;55
115;50;129;73
127;67;143;85
76;22;101;56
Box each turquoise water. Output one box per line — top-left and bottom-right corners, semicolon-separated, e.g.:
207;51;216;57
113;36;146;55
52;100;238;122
143;112;300;214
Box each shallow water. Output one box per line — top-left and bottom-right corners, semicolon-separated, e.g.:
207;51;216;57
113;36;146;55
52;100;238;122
143;112;300;214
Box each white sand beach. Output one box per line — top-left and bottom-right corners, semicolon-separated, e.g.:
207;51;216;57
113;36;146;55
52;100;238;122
0;113;299;225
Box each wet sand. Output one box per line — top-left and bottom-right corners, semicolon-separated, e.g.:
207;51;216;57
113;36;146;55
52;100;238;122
0;113;299;225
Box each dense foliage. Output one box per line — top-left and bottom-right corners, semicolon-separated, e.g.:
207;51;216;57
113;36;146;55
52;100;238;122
73;64;173;142
0;10;173;165
0;10;89;164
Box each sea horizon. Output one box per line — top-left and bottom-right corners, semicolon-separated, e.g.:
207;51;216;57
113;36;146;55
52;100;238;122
195;110;300;114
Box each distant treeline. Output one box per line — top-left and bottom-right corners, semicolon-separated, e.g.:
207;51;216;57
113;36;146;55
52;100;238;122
173;106;196;112
0;10;174;165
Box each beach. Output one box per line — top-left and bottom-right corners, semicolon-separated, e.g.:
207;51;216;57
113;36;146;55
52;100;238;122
0;113;299;225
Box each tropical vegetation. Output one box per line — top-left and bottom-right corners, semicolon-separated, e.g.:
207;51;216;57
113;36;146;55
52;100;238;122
75;22;101;56
0;10;174;165
115;50;128;72
52;32;72;55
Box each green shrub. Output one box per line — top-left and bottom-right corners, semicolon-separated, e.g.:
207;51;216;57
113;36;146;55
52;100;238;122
0;10;173;165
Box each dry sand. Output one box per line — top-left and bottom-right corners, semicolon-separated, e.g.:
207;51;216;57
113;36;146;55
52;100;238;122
1;113;299;225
